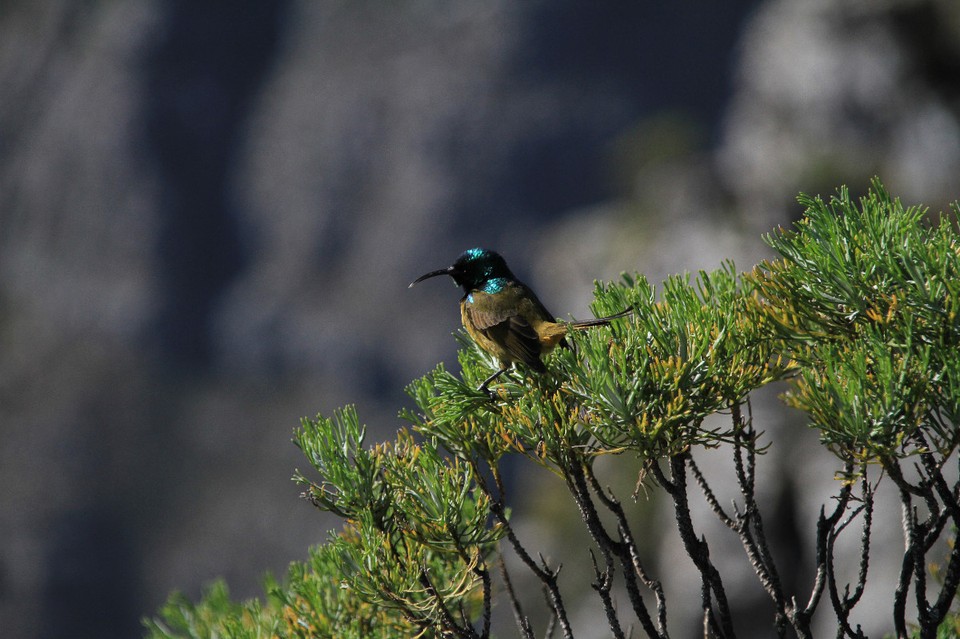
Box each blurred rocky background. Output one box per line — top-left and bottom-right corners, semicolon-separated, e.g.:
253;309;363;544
1;1;958;638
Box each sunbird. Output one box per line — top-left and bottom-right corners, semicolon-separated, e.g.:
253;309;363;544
409;248;632;393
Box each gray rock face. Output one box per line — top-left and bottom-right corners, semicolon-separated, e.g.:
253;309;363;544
1;1;957;636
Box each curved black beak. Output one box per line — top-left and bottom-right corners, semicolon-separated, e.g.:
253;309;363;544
408;266;453;288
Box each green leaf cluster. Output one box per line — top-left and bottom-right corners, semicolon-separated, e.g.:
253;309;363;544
294;407;499;635
147;178;960;637
752;178;960;460
403;261;790;476
148;408;500;639
145;541;443;639
145;580;281;639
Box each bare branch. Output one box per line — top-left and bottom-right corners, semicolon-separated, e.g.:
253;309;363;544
847;475;874;609
498;556;535;639
566;459;666;639
662;453;735;638
689;456;734;528
589;549;626;639
584;463;668;637
802;462;854;619
479;463;575;639
892;477;916;639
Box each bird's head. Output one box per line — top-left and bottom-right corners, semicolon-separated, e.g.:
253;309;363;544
409;248;516;293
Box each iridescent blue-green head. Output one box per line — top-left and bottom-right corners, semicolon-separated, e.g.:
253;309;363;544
409;248;516;294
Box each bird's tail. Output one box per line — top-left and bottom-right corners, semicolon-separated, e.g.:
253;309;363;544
538;307;633;350
568;307;633;330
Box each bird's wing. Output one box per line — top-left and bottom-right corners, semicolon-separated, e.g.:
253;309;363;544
465;290;545;371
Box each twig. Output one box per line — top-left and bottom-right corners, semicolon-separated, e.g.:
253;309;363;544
419;563;481;639
692;406;795;635
689;457;734;528
891;471;916;639
801;462;854;621
477;462;575;639
930;535;960;627
733;404;786;615
589;549;626;639
825;500;868;638
565;458;664;639
584;463;669;637
654;453;735;638
848;476;874;609
498;556;535;639
448;526;494;639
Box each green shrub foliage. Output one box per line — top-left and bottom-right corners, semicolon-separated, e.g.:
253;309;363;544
147;179;960;639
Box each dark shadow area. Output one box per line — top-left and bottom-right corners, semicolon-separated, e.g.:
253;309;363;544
141;1;292;369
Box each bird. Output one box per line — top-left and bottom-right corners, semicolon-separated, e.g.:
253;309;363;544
409;248;632;393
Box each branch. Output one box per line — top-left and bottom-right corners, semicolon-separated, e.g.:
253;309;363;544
689;456;734;528
891;467;917;639
564;457;665;639
584;463;669;637
825;500;869;638
912;433;960;631
731;404;787;617
882;450;960;637
801;462;854;620
930;534;960;627
478;462;575;639
916;432;960;526
589;549;626;639
542;585;558;639
847;475;874;610
653;454;735;638
450;535;493;639
498;556;535;639
690;404;795;636
735;411;785;609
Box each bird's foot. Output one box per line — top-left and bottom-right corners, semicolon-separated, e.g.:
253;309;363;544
477;381;498;400
477;367;509;400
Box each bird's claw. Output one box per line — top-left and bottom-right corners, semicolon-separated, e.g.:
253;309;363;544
477;383;498;400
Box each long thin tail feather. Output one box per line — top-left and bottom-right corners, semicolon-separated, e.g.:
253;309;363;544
568;306;633;330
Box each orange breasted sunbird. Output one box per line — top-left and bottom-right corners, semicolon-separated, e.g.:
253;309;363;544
410;248;631;393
